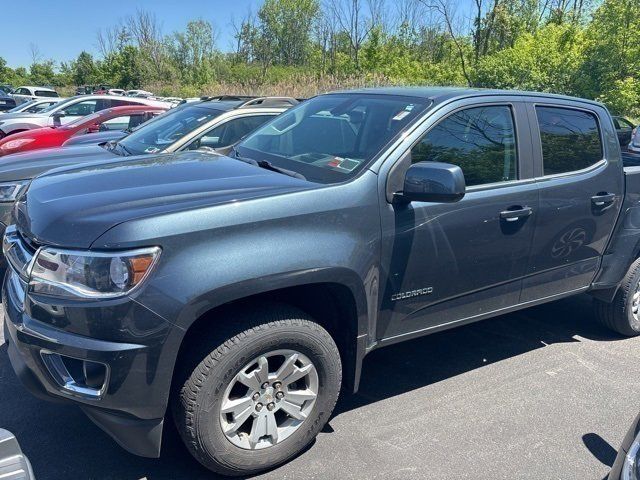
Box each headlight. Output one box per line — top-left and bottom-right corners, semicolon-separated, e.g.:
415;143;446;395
30;247;161;299
0;138;34;151
0;181;28;202
623;430;640;480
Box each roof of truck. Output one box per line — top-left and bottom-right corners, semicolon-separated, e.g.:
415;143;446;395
335;86;604;108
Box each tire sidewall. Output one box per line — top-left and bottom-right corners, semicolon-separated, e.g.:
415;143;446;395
623;263;640;334
192;323;341;473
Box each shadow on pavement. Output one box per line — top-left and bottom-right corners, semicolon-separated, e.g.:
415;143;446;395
0;294;624;479
582;433;617;467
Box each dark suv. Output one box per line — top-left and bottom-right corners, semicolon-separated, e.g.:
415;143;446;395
4;87;640;476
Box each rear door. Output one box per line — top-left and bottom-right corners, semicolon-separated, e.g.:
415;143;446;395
521;101;624;302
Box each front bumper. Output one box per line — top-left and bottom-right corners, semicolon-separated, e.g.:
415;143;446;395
3;265;180;458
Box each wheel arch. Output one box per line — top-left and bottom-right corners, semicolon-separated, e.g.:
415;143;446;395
172;270;372;394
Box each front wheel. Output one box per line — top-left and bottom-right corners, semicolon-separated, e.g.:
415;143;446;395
173;305;342;476
594;257;640;336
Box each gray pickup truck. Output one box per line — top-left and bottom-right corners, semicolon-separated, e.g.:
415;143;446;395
3;87;640;476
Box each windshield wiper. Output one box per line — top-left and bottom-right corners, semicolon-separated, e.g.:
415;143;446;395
233;150;306;180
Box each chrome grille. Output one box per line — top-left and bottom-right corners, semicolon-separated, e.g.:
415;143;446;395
3;225;36;281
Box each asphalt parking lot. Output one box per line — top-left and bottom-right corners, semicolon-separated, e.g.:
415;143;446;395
2;294;640;480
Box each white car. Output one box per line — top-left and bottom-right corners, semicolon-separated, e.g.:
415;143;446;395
11;86;59;105
0;97;65;115
108;89;126;96
0;94;171;138
126;89;153;98
629;125;640;154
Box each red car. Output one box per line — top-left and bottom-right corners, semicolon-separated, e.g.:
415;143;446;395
0;105;167;156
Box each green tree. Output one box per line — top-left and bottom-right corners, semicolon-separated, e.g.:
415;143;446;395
257;0;320;66
72;51;98;86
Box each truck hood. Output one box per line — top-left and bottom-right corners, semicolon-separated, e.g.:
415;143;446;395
0;145;116;182
15;151;314;248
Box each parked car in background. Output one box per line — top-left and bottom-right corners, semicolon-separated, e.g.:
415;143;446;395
0;84;13;95
62;106;171;147
4;87;640;476
0;105;167;156
108;89;125;96
159;96;183;105
10;86;59;105
93;85;113;95
0;429;34;480
0;92;16;112
126;89;153;98
613;116;635;149
76;85;94;95
628;124;640;154
0;94;170;138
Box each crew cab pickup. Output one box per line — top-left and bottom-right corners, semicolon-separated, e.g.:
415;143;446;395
4;88;640;477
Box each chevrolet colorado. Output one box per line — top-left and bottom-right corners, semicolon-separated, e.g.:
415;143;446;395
4;87;640;476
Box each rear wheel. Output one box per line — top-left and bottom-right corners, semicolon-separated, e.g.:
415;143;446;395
173;305;342;476
594;257;640;336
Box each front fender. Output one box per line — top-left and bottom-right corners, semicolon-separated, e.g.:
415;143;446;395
173;266;370;332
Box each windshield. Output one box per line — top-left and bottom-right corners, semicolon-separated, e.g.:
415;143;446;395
236;94;429;183
118;104;223;155
8;100;36;112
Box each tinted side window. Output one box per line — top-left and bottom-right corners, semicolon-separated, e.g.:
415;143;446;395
536;106;603;176
64;100;97;116
187;115;274;150
35;90;58;97
411;105;517;186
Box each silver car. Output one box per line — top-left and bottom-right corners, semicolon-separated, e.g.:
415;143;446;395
0;95;171;138
10;85;59;105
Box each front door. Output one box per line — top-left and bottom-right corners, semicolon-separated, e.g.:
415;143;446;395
377;101;538;341
521;103;624;302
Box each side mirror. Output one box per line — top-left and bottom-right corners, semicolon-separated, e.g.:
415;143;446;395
52;110;67;118
396;161;465;203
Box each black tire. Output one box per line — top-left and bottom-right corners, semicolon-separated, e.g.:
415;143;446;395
594;257;640;336
172;304;342;477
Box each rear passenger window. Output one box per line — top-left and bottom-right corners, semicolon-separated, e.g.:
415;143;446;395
411;105;517;186
536;106;603;175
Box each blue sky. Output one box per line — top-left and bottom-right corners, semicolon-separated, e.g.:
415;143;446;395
0;0;262;68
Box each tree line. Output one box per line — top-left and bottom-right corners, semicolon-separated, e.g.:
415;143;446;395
0;0;638;116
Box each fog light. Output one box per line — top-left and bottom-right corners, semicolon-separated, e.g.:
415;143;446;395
40;351;108;398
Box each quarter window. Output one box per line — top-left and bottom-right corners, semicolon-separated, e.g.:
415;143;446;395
411;105;517;186
536;106;603;175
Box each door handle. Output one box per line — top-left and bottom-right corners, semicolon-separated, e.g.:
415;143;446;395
591;193;616;207
500;206;533;222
